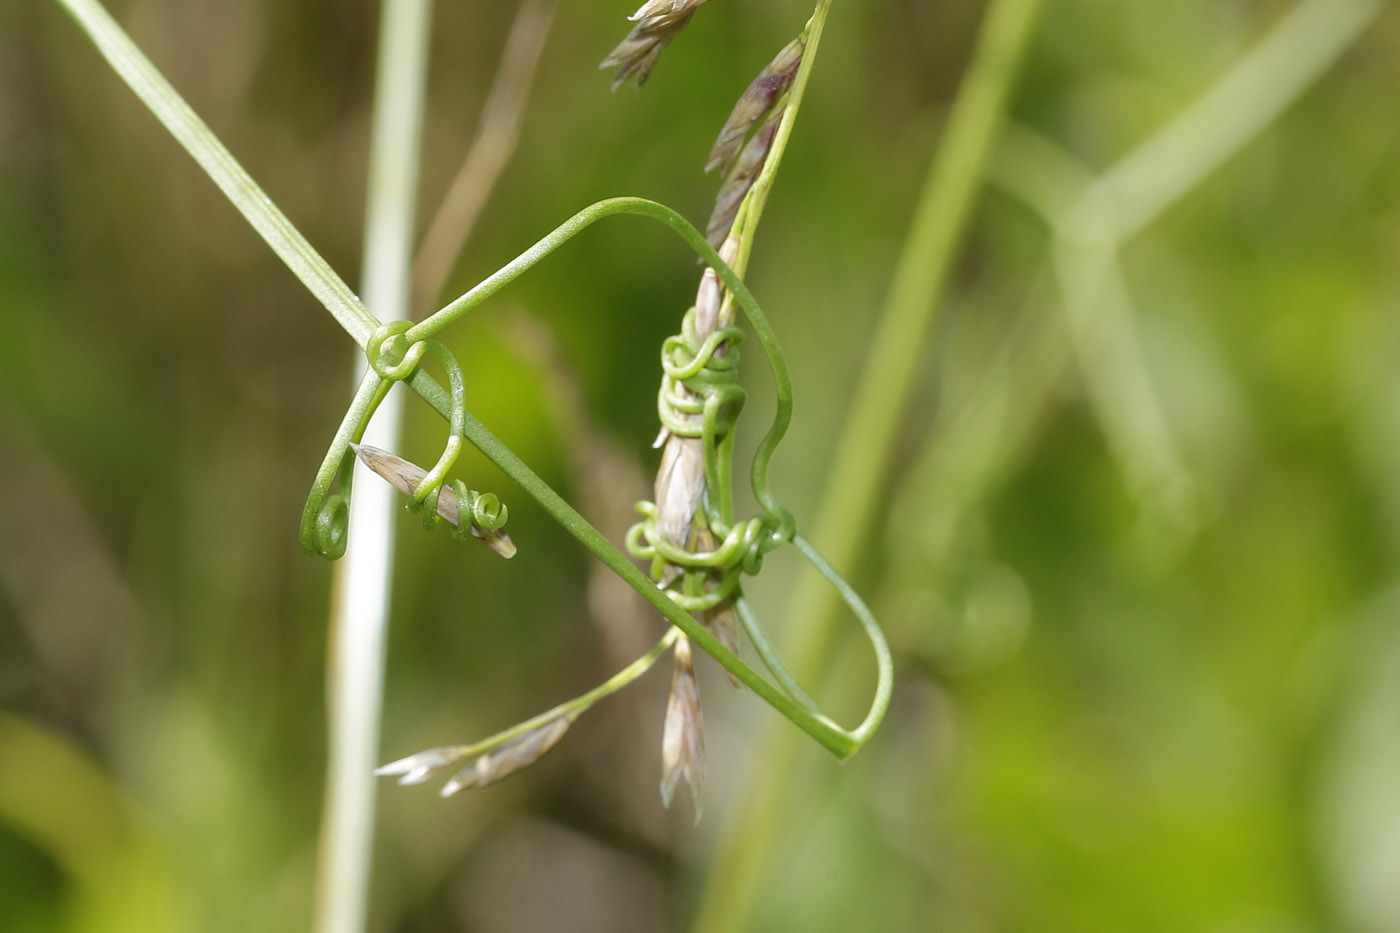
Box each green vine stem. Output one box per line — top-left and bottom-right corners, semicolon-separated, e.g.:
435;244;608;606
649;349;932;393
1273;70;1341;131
57;0;891;758
53;0;377;345
401;199;892;755
409;197;798;541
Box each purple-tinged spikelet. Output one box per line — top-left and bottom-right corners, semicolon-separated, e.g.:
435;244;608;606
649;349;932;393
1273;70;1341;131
706;117;779;248
707;38;805;174
601;0;713;90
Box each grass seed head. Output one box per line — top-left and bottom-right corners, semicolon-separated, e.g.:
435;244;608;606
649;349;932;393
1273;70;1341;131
707;38;805;174
440;715;577;796
659;635;704;820
375;746;468;786
350;444;516;558
706;117;780;247
601;0;712;90
374;714;578;796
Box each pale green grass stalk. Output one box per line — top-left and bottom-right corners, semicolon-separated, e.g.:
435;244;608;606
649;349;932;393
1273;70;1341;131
692;0;1045;928
726;0;832;278
313;2;433;932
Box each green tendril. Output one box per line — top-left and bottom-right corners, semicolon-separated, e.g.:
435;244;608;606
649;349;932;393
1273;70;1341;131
302;199;883;757
304;324;508;554
626;295;785;613
468;490;508;530
51;0;889;762
300;369;388;558
312;492;351;559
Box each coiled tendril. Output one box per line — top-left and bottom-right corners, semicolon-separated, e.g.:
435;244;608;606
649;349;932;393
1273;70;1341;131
300;321;508;558
312;491;351;558
292;197;888;756
627;305;792;607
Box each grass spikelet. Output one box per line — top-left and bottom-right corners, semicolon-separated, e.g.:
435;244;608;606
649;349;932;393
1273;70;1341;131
706;117;779;247
350;444;516;558
600;0;712;89
706;37;805;174
659;635;704;819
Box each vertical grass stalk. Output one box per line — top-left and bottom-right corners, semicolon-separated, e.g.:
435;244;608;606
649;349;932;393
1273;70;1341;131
313;2;433;931
691;0;1045;928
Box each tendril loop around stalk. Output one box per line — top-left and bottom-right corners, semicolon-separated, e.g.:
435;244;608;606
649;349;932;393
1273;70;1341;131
627;297;794;611
314;198;889;757
301;325;508;557
468;490;508;530
49;0;887;766
657;308;746;442
367;319;425;382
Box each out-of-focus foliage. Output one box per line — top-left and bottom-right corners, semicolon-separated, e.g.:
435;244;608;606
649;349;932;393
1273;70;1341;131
2;0;1400;930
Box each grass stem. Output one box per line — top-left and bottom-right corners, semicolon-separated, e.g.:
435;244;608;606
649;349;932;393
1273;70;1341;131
312;2;433;932
690;0;1045;928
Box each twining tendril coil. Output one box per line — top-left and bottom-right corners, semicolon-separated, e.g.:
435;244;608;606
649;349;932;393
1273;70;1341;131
367;319;428;382
468;490;508;530
301;322;509;558
656;308;746;444
292;196;889;756
299;371;380;561
311;491;351;559
628;305;790;606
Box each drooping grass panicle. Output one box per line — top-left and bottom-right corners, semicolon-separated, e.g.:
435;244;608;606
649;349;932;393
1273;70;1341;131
601;0;712;90
439;714;576;796
377;629;683;796
373;712;577;797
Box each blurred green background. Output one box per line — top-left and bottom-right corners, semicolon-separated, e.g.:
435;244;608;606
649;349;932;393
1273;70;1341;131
4;0;1400;930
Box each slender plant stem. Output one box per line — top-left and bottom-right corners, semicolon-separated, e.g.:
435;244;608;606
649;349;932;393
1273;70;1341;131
52;0;376;345
691;0;1045;929
728;0;833;278
314;2;433;932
